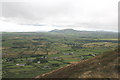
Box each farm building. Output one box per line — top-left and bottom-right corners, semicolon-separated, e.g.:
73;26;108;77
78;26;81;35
63;53;74;55
51;57;63;61
51;57;60;59
16;64;26;66
37;61;41;64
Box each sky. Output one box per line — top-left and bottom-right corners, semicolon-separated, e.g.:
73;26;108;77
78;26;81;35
0;0;119;32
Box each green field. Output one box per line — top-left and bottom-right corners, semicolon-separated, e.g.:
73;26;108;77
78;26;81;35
2;30;118;78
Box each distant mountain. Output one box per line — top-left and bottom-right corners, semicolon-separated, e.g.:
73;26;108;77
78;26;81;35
50;29;79;33
50;29;117;33
49;29;118;39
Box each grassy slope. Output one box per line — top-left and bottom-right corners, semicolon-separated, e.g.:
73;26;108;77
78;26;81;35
36;49;119;78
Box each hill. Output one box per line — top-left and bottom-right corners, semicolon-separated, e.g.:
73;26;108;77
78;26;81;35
50;29;79;33
49;29;118;38
35;48;119;78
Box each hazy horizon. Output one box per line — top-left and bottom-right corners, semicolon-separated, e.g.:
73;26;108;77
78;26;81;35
1;28;118;32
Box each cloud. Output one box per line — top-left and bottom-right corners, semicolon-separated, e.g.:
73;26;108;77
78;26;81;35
0;0;119;32
0;18;56;32
0;18;78;32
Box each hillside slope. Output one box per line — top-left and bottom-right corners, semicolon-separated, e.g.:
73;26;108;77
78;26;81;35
36;49;119;78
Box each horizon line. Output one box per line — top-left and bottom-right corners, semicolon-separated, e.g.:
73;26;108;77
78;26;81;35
0;29;118;33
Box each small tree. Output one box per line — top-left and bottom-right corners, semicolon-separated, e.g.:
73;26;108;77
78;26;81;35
26;61;32;65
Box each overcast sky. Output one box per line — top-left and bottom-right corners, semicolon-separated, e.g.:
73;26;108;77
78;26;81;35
0;0;119;32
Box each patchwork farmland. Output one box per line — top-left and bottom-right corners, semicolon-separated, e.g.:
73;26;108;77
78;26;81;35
1;29;119;78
